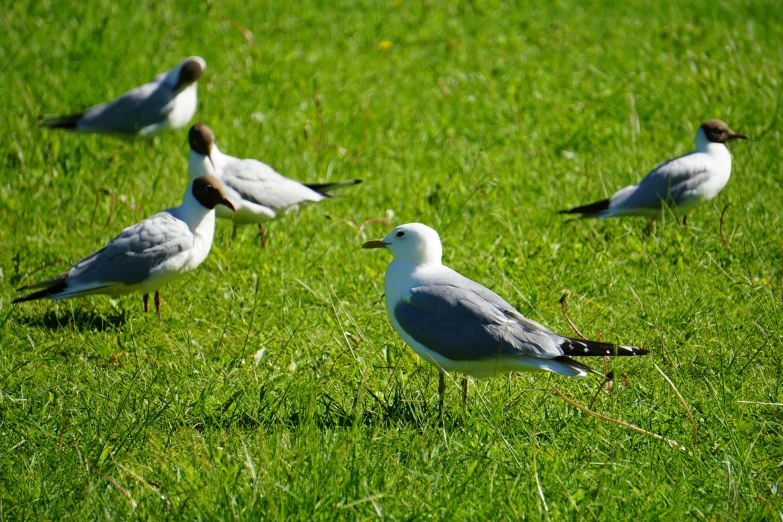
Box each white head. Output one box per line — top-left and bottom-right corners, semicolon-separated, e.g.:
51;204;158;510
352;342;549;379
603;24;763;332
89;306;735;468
166;56;206;91
695;119;748;151
362;223;443;265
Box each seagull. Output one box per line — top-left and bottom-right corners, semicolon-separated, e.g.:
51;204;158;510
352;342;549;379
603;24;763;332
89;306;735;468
362;223;648;413
188;123;362;246
39;57;206;139
14;175;235;316
559;120;748;227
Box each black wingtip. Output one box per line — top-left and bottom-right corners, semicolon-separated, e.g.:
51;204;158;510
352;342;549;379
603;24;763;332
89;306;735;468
304;179;363;196
38;113;83;130
13;279;68;303
561;337;649;357
625;346;649;356
553;356;605;377
559;198;610;216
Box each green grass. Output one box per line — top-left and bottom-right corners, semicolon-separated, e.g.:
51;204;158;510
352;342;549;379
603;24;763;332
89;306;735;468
2;0;783;519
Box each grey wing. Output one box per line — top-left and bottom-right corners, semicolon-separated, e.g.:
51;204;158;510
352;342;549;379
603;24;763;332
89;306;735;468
222;160;325;211
78;80;175;135
393;277;565;362
67;213;192;288
617;152;711;210
428;268;552;332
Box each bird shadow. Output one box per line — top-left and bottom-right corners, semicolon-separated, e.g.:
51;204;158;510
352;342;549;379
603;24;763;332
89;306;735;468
184;383;461;435
15;307;128;332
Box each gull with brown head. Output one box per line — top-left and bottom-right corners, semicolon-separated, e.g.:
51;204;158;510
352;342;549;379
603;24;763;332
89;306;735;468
14;176;234;317
560;119;748;227
188;123;362;247
39;57;206;139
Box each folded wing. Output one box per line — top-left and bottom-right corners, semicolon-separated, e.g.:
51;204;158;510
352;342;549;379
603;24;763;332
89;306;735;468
393;270;646;364
612;152;712;211
221;160;326;212
15;213;193;302
65;212;192;291
69;81;176;135
393;273;566;362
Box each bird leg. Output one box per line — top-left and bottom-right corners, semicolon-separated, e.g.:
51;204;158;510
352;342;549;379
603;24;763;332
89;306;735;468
462;376;469;408
438;370;446;420
644;203;663;234
232;224;238;240
719;203;731;249
258;224;267;248
143;294;149;313
154;291;161;318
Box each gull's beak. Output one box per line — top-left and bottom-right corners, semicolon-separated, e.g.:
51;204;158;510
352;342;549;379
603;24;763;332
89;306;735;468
208;153;216;171
728;130;749;141
362;239;389;249
220;198;236;212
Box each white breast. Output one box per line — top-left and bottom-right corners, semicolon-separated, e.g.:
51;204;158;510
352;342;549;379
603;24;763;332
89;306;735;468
384;262;462;372
699;144;733;201
168;84;198;130
186;210;216;270
188;150;215;178
383;260;417;317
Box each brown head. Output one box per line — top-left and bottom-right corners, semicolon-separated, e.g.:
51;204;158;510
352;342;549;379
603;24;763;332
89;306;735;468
701;120;748;144
174;57;205;90
191;175;235;211
189;123;214;155
188;123;216;171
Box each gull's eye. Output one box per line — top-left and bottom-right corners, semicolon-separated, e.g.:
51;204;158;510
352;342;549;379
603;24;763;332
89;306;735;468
396;231;405;238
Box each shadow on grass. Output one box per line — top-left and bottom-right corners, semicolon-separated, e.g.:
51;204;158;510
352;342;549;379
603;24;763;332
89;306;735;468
15;307;128;332
188;386;447;434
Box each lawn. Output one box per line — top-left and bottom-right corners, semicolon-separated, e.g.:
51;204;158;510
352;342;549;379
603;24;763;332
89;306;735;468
1;0;783;519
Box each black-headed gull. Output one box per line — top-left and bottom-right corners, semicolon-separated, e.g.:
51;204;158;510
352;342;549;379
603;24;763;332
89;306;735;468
560;120;748;226
363;223;648;411
188;123;361;246
39;57;206;139
14;175;234;316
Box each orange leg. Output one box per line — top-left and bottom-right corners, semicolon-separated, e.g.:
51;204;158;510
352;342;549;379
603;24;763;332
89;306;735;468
438;371;446;420
259;224;267;248
644;203;664;234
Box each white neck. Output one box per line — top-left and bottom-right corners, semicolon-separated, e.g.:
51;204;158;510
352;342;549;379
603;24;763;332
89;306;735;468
170;189;215;233
383;258;424;303
383;255;443;322
690;127;734;202
694;127;733;180
188;144;227;179
391;244;443;267
423;248;442;265
168;82;198;130
166;189;217;272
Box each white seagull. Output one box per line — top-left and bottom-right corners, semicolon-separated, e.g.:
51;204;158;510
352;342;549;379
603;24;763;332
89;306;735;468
14;175;235;316
39;56;206;139
560;120;748;226
363;223;648;412
188;123;362;246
